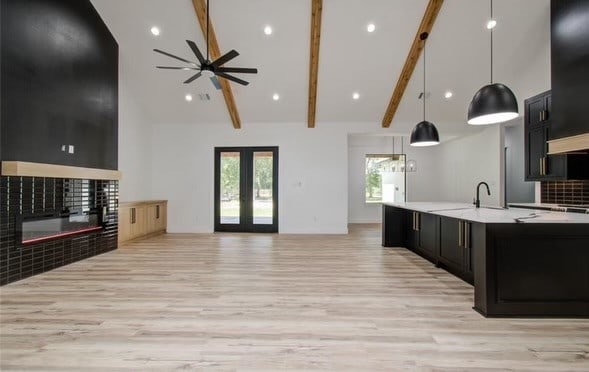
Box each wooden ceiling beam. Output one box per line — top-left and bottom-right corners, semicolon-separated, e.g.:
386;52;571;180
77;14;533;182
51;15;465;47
308;0;323;128
191;0;241;129
381;0;444;128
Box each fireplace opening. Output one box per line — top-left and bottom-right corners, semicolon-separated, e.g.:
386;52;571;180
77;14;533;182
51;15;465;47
17;208;104;246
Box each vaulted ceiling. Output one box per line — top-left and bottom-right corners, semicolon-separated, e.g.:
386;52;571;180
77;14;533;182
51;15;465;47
91;0;550;135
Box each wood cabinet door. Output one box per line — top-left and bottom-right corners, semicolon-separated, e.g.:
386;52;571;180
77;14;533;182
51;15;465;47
130;206;146;238
118;207;132;243
146;205;158;234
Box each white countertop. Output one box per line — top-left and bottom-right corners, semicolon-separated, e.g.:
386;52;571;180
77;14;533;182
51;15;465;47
384;202;589;224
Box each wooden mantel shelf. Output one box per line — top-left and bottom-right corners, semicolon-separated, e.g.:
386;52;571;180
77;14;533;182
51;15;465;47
1;161;122;180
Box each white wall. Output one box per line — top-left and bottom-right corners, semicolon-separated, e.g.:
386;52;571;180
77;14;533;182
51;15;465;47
505;122;535;203
118;56;152;201
347;135;442;223
151;122;349;234
435;126;504;206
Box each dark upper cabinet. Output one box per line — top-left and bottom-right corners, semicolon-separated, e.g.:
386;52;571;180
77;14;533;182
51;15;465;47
0;0;118;170
524;91;589;181
551;0;589;139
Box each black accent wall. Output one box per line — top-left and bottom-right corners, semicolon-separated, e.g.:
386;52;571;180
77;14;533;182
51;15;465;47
0;0;118;170
550;0;589;139
0;176;118;285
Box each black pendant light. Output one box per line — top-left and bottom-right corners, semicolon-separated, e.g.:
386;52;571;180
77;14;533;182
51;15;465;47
410;32;440;147
467;0;518;125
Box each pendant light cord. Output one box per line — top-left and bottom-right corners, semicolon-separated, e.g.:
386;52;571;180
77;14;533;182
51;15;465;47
206;0;210;61
421;32;428;121
490;0;493;84
423;38;426;121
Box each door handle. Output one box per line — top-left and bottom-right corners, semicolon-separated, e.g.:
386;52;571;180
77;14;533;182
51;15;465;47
538;158;544;176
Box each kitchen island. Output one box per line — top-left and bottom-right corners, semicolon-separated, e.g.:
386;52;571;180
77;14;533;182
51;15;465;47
382;202;589;317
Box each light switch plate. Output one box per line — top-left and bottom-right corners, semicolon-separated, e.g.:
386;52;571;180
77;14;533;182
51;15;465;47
68;145;75;154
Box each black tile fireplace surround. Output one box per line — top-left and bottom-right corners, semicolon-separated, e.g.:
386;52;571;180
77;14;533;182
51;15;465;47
0;176;118;285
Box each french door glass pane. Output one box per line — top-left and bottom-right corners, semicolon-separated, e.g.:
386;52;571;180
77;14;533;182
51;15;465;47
253;151;273;224
220;152;240;224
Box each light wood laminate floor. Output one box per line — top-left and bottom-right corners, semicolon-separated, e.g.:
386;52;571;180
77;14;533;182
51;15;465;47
1;224;588;371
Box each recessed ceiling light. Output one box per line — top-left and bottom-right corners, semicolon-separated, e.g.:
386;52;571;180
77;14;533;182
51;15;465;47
367;23;376;33
353;92;360;100
486;19;497;29
264;25;273;35
444;91;453;99
272;93;280;101
150;26;160;36
185;94;193;102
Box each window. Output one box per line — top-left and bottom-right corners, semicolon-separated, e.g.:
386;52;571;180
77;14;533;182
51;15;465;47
365;154;406;203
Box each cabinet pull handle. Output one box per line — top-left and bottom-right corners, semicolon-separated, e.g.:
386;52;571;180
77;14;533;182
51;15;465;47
539;158;543;176
417;213;420;231
543;157;547;175
539;111;542;122
465;222;470;249
156;205;160;219
458;221;463;247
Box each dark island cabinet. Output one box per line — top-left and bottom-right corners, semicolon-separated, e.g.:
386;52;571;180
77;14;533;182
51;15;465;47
438;217;482;284
403;210;438;264
382;205;589;317
382;206;438;264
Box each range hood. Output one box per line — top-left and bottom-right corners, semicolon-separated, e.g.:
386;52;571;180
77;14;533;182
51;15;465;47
548;133;589;155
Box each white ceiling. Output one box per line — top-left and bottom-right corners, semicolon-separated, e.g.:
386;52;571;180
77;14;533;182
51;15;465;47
91;0;550;135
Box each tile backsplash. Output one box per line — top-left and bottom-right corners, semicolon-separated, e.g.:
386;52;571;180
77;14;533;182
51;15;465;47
541;180;589;205
0;176;118;285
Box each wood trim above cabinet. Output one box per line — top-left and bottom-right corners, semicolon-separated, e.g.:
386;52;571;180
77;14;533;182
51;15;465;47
1;161;122;180
547;133;589;155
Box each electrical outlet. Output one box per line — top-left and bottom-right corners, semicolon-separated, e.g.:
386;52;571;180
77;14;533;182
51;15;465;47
61;145;66;152
68;145;75;154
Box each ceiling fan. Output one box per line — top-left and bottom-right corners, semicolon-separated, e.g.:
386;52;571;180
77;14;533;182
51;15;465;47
153;0;257;89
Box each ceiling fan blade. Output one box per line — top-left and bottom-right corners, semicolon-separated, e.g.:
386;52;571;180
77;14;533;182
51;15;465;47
156;66;200;70
210;76;222;90
183;72;203;84
216;67;258;74
153;49;195;65
186;40;205;64
215;71;249;86
211;49;239;67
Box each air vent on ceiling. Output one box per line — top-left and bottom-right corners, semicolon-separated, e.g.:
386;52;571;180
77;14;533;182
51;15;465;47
198;93;211;101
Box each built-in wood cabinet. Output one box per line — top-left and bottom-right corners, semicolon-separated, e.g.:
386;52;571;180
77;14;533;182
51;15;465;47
119;200;167;243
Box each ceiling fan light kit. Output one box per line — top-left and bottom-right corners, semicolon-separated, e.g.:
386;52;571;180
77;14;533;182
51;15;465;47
153;0;257;89
467;0;518;125
410;32;440;147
